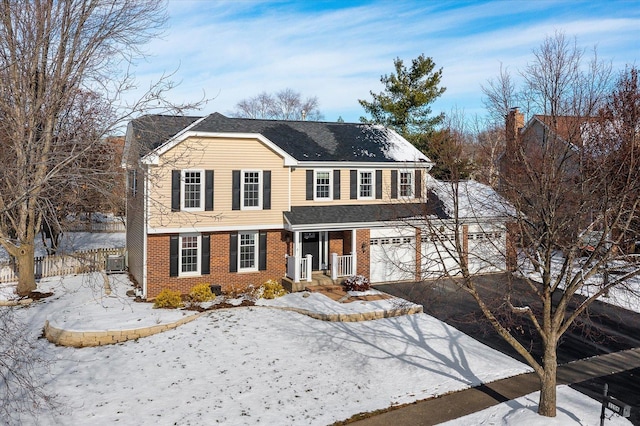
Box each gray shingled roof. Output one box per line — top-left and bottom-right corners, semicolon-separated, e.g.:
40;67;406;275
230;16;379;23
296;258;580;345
284;198;448;228
130;112;430;163
131;114;202;155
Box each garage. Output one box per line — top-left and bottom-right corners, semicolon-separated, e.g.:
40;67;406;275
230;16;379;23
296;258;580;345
369;227;416;283
421;232;460;279
467;227;506;274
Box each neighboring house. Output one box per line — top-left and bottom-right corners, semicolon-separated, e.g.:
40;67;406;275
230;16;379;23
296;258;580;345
502;107;639;255
123;113;508;299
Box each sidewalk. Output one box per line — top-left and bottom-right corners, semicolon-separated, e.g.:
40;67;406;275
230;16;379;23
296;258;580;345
351;347;640;425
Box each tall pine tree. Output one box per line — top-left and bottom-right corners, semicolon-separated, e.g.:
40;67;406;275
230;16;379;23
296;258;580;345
359;54;446;146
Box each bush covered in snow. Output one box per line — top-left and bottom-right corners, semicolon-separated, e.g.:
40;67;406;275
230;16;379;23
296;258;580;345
342;275;370;292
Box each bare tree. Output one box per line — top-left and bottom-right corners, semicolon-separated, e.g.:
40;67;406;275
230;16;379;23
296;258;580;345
470;123;504;188
425;33;640;418
0;307;55;423
0;0;202;296
232;88;323;121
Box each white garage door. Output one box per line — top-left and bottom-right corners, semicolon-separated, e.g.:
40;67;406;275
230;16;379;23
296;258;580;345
421;233;460;279
369;228;416;283
467;231;506;274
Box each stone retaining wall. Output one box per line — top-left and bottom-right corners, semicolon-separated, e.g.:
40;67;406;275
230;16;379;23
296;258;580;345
44;313;202;348
272;304;423;322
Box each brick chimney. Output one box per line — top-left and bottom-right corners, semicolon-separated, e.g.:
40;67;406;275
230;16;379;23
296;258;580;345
505;107;524;153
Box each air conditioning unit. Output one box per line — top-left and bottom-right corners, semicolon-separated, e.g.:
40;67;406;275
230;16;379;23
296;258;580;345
106;255;126;274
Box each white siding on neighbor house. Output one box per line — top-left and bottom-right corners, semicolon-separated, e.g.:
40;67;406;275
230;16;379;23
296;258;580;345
369;227;416;283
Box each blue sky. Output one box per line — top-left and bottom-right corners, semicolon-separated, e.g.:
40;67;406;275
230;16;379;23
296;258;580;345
133;0;640;123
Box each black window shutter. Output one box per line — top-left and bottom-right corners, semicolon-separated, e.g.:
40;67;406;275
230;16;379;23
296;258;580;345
305;170;313;200
391;170;398;199
333;170;340;200
232;170;241;210
205;170;214;211
350;169;357;199
169;235;179;277
201;234;210;275
263;170;271;210
229;233;238;272
375;170;383;199
171;170;181;212
259;231;267;271
415;169;422;199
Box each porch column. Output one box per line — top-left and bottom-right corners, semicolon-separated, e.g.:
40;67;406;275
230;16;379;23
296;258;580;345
293;231;301;283
351;229;357;276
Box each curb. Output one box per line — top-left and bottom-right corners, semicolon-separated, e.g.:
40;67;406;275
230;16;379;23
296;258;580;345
44;312;203;348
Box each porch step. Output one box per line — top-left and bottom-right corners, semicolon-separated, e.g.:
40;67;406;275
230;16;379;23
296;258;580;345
310;273;335;287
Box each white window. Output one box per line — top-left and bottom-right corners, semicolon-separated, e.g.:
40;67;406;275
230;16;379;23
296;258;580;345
358;170;374;199
179;234;200;276
315;170;332;200
399;170;414;198
242;170;262;210
182;170;204;210
239;231;258;271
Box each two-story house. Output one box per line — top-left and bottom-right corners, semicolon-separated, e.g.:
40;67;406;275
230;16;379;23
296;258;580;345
124;113;508;299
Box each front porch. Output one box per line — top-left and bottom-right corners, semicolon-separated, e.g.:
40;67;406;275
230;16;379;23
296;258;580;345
283;229;359;292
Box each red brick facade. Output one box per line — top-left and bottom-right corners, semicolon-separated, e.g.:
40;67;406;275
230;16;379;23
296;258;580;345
355;229;370;279
146;230;288;299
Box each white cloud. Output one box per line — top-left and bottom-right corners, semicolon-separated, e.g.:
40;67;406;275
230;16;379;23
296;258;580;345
124;1;640;123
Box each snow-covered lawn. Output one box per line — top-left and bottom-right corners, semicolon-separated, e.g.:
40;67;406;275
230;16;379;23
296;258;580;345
0;272;631;425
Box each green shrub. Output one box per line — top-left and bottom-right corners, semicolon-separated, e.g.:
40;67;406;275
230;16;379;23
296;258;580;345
189;283;215;303
153;289;183;309
259;279;287;299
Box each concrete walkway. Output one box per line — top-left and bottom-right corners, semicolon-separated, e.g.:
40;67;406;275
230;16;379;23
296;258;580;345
350;347;640;425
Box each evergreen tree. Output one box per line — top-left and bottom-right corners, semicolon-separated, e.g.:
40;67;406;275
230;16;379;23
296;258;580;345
359;54;446;145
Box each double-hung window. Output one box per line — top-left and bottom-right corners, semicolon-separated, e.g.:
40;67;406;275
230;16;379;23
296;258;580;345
315;170;332;200
239;231;257;271
242;170;262;209
399;170;414;198
358;170;374;199
182;170;204;210
179;234;200;276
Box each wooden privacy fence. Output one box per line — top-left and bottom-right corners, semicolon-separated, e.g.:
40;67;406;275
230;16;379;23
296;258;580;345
0;247;126;284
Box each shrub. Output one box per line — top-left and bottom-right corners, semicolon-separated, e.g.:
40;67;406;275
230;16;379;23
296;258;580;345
342;275;371;292
189;283;215;303
259;279;287;299
153;289;183;309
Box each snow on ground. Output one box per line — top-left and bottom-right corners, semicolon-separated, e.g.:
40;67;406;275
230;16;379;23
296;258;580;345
521;251;640;313
1;272;630;425
441;385;630;426
3;273;534;425
0;231;125;263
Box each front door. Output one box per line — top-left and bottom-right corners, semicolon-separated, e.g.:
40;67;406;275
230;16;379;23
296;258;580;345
302;232;320;270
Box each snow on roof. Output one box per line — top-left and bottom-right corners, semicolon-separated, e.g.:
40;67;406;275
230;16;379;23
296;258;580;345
362;124;430;163
426;175;513;219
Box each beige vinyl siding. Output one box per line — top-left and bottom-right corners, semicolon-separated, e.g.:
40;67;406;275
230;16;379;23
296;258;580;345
148;136;288;230
291;167;420;206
